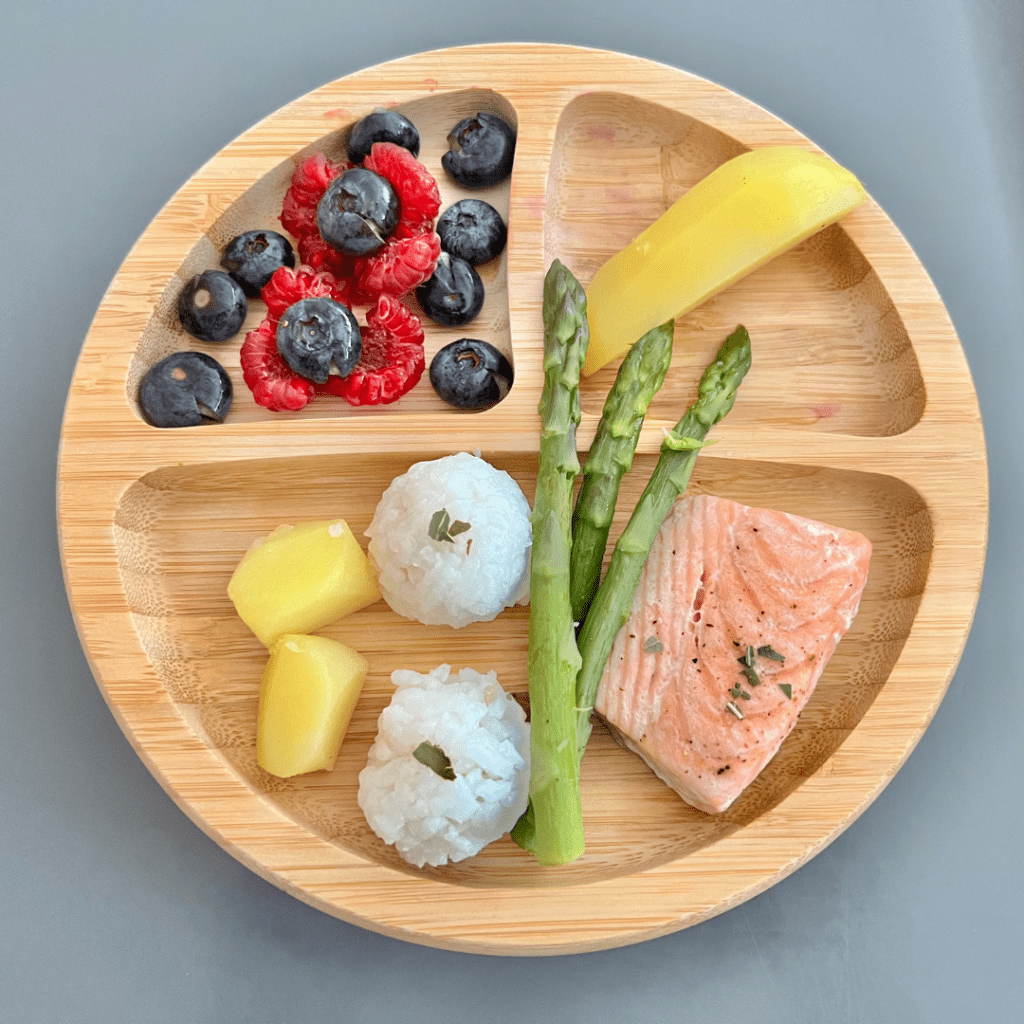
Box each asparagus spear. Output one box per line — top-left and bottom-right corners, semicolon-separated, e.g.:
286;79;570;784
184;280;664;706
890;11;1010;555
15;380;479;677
570;320;674;627
575;325;752;757
512;259;588;865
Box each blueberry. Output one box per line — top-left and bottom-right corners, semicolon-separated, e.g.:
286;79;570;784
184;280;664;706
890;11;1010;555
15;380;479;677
317;167;399;257
436;200;507;265
429;339;513;411
346;109;420;162
441;112;516;189
221;230;295;297
139;351;232;427
415;253;485;327
276;297;362;383
178;270;247;341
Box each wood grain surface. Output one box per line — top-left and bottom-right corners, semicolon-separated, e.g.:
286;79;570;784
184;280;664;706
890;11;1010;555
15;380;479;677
57;44;987;954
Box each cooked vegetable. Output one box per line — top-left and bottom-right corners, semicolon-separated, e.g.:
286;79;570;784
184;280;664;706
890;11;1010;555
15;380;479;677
512;259;588;865
575;325;752;758
228;519;381;647
570;320;674;626
583;147;865;375
257;634;369;778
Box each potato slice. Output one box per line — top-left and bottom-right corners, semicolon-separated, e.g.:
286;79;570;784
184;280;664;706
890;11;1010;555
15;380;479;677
228;519;380;646
257;633;369;778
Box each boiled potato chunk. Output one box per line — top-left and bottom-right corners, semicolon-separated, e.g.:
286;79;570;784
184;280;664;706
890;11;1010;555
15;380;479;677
583;146;868;375
257;633;369;777
228;519;380;646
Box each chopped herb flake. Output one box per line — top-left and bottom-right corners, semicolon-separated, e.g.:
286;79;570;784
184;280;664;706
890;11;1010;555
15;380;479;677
740;662;762;687
412;740;456;780
777;683;793;700
428;508;449;539
428;508;471;544
758;644;786;663
643;637;664;653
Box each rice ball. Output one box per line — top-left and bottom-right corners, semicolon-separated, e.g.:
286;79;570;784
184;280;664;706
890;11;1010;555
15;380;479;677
366;452;531;628
357;665;531;868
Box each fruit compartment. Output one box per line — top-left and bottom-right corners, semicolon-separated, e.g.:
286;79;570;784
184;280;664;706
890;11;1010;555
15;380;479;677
125;89;519;425
112;450;931;886
545;92;926;438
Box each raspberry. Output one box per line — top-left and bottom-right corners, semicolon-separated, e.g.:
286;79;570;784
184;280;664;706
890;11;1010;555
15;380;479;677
280;191;318;242
280;153;349;239
351;231;441;305
364;142;441;236
295;232;357;282
340;227;439;304
240;319;316;411
318;294;425;406
239;265;349;412
279;147;440;303
240;267;424;410
261;264;349;319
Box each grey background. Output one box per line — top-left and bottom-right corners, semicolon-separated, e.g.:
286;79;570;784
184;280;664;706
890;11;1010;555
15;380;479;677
3;1;1021;1021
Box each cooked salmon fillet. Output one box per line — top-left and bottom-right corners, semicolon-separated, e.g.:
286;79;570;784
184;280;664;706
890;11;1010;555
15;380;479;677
594;494;871;813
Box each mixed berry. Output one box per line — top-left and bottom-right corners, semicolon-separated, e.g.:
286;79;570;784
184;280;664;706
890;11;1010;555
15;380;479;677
276;297;362;382
316;168;400;257
280;143;441;304
240;265;425;411
441;113;516;189
429;338;513;411
437;199;507;265
146;106;516;425
416;253;485;327
346;109;420;163
221;230;295;296
178;270;248;342
139;351;233;427
318;293;426;406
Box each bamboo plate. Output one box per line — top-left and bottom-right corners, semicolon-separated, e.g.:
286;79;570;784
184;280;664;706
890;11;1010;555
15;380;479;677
57;44;987;955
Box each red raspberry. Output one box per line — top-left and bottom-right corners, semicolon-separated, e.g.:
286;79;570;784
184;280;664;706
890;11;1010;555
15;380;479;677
240;266;424;410
239;319;316;411
239;264;350;412
279;147;440;303
317;294;425;406
260;264;350;318
351;231;441;305
295;233;357;281
364;142;441;237
280;153;349;239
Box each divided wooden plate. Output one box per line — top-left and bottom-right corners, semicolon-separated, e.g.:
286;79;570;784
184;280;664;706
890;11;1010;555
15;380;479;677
57;44;987;954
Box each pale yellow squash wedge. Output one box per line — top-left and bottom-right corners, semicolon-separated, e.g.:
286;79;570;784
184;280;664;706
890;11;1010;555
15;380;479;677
583;146;868;376
228;519;380;647
257;633;369;778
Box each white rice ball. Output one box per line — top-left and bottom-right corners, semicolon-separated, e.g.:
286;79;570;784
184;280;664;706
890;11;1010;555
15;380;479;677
366;452;531;628
357;665;531;868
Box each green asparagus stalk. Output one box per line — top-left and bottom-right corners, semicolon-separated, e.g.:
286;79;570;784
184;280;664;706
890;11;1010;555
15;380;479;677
570;320;675;628
511;260;588;865
575;325;752;758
